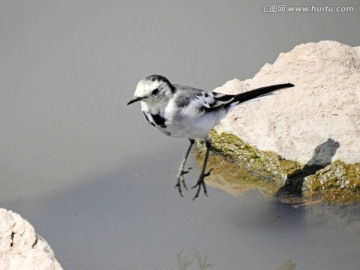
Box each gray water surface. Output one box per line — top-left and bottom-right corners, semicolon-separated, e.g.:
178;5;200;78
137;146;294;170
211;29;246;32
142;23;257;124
5;150;360;270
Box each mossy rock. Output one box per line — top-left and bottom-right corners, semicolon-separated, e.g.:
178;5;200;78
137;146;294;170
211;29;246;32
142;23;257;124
194;129;360;203
304;161;360;203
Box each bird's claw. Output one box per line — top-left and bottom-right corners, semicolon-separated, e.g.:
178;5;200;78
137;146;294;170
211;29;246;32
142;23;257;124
175;167;192;196
191;169;213;200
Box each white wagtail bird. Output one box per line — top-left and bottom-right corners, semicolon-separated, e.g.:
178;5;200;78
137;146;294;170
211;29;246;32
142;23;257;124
127;75;294;200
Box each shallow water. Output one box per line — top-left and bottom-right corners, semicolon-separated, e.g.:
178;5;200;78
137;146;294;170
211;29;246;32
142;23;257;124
3;148;360;270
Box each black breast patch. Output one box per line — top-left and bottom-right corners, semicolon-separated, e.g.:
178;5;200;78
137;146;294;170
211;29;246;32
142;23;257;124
151;113;167;128
143;112;166;128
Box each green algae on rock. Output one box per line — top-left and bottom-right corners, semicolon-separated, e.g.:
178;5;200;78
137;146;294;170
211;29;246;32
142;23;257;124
304;161;360;203
195;129;360;203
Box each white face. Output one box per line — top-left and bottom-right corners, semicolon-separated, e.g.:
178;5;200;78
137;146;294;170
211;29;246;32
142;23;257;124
134;79;162;100
130;76;174;105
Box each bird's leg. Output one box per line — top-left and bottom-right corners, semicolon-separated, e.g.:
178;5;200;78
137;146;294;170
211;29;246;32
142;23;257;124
192;138;212;200
175;139;195;196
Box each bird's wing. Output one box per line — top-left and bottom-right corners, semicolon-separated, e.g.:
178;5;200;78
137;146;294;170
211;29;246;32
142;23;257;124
173;85;235;112
209;92;235;109
173;85;207;107
174;83;294;113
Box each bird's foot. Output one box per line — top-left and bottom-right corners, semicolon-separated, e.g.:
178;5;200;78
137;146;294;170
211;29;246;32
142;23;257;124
175;167;192;196
191;169;213;200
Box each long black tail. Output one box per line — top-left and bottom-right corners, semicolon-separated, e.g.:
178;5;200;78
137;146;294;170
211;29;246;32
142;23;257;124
233;83;294;103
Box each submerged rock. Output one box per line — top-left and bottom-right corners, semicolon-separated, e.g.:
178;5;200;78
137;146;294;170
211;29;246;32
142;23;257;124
0;208;63;270
198;41;360;203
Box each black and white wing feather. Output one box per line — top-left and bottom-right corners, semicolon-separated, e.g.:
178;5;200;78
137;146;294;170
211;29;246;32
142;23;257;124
174;83;293;113
205;83;294;112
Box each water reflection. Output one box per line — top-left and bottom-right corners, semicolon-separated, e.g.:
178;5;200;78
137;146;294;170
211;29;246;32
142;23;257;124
275;260;296;270
176;250;214;270
303;202;360;234
176;249;296;270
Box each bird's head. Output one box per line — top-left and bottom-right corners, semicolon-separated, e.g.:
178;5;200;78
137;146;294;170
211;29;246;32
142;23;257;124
127;75;176;106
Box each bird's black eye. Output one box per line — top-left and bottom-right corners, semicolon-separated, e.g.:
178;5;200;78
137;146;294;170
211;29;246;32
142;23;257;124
152;88;159;95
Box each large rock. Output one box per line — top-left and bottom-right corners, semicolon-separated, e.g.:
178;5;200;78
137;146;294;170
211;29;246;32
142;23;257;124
215;40;360;164
0;209;63;270
200;41;360;202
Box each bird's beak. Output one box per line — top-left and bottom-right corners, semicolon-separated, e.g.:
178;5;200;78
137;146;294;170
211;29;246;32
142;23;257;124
127;96;143;105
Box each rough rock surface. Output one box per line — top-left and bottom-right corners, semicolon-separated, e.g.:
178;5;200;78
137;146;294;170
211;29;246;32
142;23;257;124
215;41;360;164
0;208;63;270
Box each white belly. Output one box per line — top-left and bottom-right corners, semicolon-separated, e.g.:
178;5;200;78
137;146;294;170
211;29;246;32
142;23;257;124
163;109;227;139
